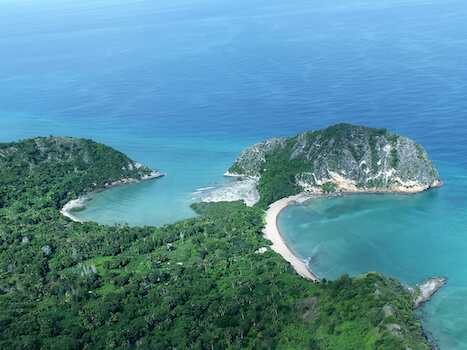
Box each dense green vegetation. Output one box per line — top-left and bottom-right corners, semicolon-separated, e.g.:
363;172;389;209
0;136;152;210
256;145;304;207
0;137;430;349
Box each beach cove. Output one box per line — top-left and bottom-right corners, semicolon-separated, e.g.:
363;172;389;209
263;184;443;284
276;171;466;350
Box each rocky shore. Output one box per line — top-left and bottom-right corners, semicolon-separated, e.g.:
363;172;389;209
102;171;164;189
198;174;260;207
411;277;447;309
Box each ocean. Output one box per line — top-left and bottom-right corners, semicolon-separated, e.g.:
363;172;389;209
1;0;466;348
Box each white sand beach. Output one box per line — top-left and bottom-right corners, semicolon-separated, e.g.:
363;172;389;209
263;194;320;281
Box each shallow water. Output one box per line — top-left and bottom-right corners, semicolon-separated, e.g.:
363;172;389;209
1;0;467;347
278;161;467;348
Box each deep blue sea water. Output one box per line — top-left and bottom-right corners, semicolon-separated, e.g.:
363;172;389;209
1;0;466;348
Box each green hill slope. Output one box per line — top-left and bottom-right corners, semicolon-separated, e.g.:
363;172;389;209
0;136;155;210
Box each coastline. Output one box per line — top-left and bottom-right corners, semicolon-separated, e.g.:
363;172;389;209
263;193;321;281
60;196;87;223
412;277;447;309
59;172;164;223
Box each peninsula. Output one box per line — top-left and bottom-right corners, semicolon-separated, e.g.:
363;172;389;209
212;124;443;282
0;133;435;349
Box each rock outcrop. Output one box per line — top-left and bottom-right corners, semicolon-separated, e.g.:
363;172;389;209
412;277;447;309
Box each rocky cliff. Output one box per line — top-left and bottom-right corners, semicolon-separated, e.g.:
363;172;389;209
227;124;442;205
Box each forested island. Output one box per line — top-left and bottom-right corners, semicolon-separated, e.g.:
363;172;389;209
0;131;439;349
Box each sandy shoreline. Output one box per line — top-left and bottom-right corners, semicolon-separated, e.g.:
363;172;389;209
198;175;260;207
263;193;321;281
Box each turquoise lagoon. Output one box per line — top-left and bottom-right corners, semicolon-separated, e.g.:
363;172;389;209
1;0;467;348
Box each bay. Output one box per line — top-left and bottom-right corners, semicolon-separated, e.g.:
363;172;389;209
1;0;466;348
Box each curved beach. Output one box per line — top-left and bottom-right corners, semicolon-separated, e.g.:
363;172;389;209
263;194;320;281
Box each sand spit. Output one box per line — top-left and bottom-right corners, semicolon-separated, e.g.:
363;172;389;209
60;196;87;223
199;175;260;207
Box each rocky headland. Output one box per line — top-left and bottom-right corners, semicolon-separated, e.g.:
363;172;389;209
205;124;444;294
227;124;442;206
411;277;447;309
202;124;442;208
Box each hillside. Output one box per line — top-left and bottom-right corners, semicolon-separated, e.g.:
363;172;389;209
228;124;442;206
0;137;431;349
0;136;157;210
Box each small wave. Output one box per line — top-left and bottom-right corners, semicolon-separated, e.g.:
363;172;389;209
196;186;215;191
